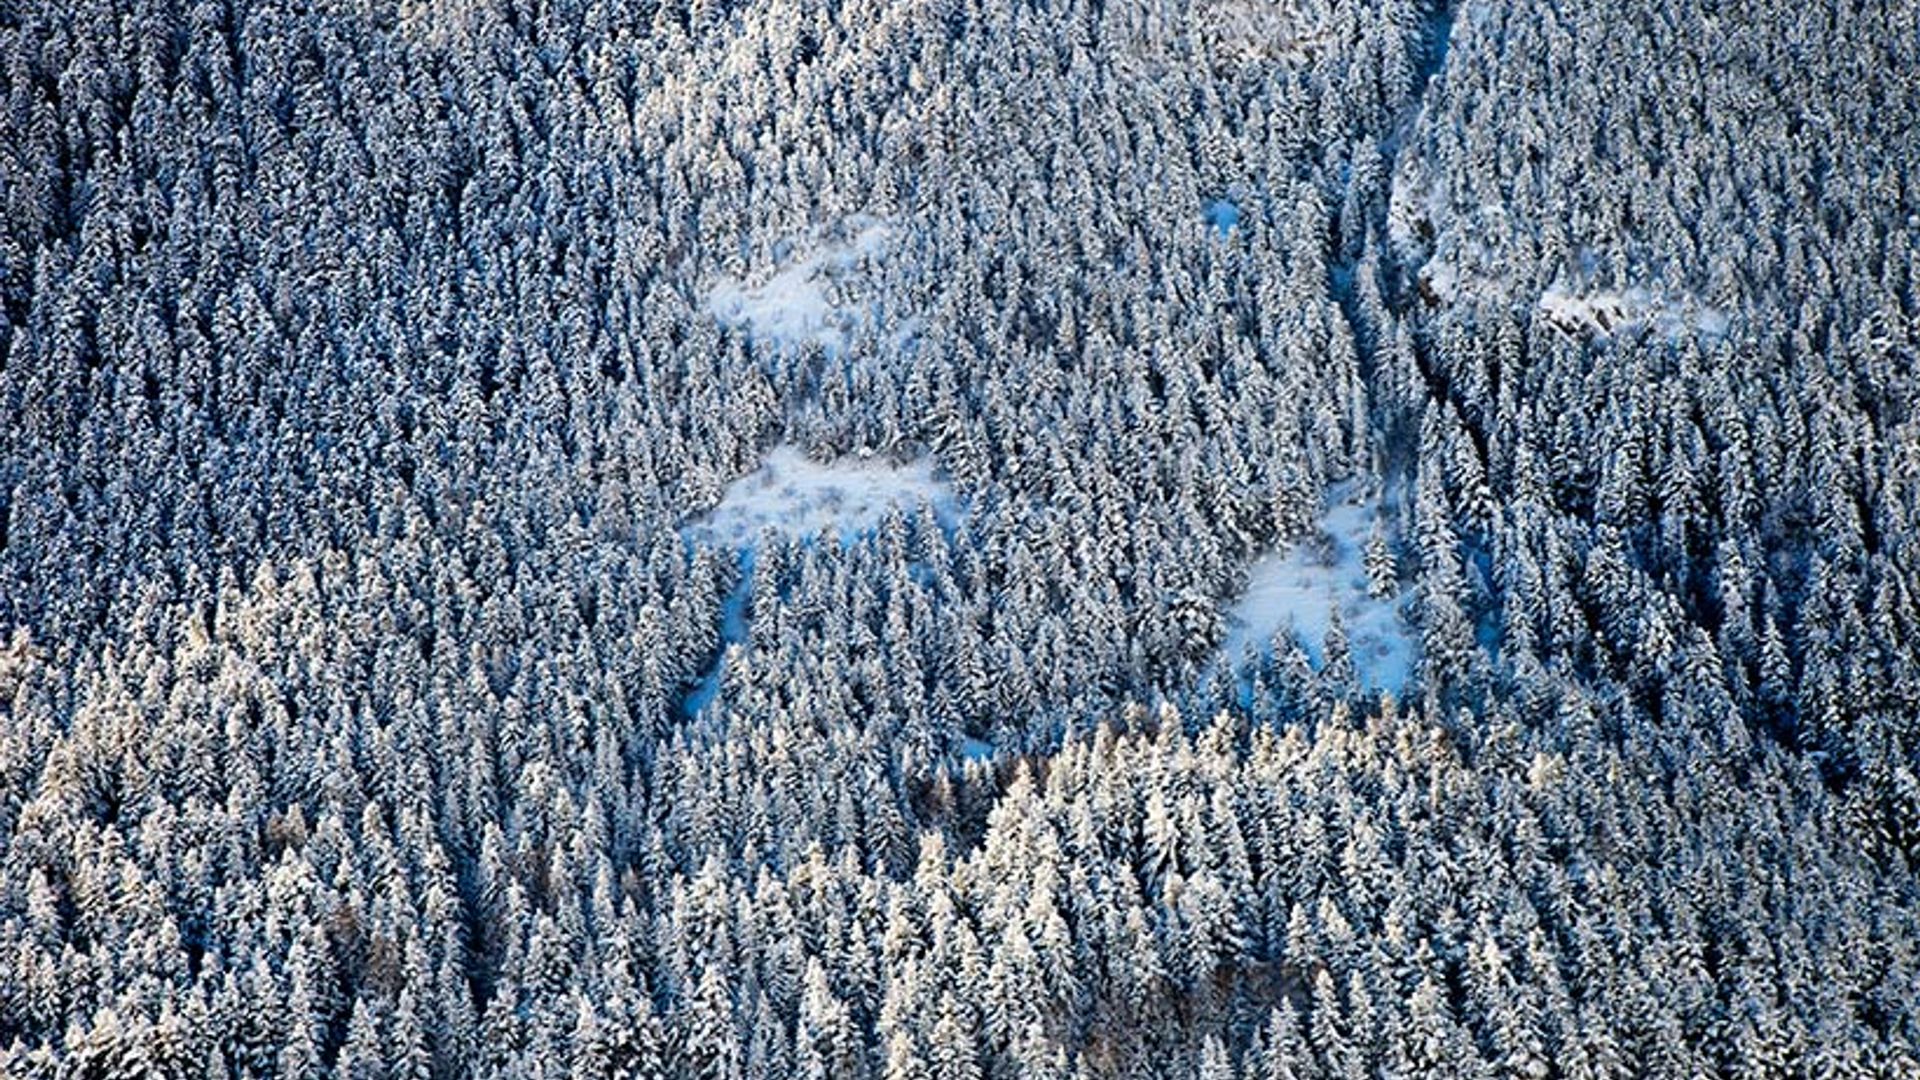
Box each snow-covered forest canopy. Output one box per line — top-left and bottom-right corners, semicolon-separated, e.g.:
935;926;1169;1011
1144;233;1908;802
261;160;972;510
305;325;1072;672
0;0;1918;1073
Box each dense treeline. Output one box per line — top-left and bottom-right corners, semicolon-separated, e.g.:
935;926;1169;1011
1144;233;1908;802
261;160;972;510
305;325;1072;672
0;0;1917;1074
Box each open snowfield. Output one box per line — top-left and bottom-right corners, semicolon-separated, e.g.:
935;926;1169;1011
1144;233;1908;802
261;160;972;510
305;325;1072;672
706;221;892;355
1218;499;1415;691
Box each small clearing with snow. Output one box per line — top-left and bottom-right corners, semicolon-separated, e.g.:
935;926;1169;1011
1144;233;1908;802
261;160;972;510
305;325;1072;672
1199;0;1330;64
1537;285;1729;343
1218;498;1415;692
1204;198;1243;237
685;443;959;551
706;221;892;355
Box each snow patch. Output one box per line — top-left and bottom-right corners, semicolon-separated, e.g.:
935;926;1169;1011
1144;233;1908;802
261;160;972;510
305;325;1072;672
1204;199;1242;237
1219;499;1414;692
1537;288;1633;336
1199;0;1329;64
685;444;959;550
1537;285;1729;343
707;221;892;355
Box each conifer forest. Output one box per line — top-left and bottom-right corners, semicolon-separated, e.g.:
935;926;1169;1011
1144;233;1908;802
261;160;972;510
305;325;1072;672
1;0;1919;1074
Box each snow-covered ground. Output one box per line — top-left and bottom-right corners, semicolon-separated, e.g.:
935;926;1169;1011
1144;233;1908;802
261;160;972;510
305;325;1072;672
1199;0;1329;64
706;221;892;355
1537;285;1729;343
1218;499;1415;692
685;444;959;550
1205;198;1242;237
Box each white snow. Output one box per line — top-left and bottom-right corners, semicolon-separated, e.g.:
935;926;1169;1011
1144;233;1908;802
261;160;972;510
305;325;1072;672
1537;287;1633;336
685;444;959;550
1537;285;1729;343
1218;498;1415;692
1200;0;1330;64
706;221;892;355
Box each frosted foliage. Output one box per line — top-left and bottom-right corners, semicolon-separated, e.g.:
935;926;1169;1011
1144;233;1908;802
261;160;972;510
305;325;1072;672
5;0;1920;1071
